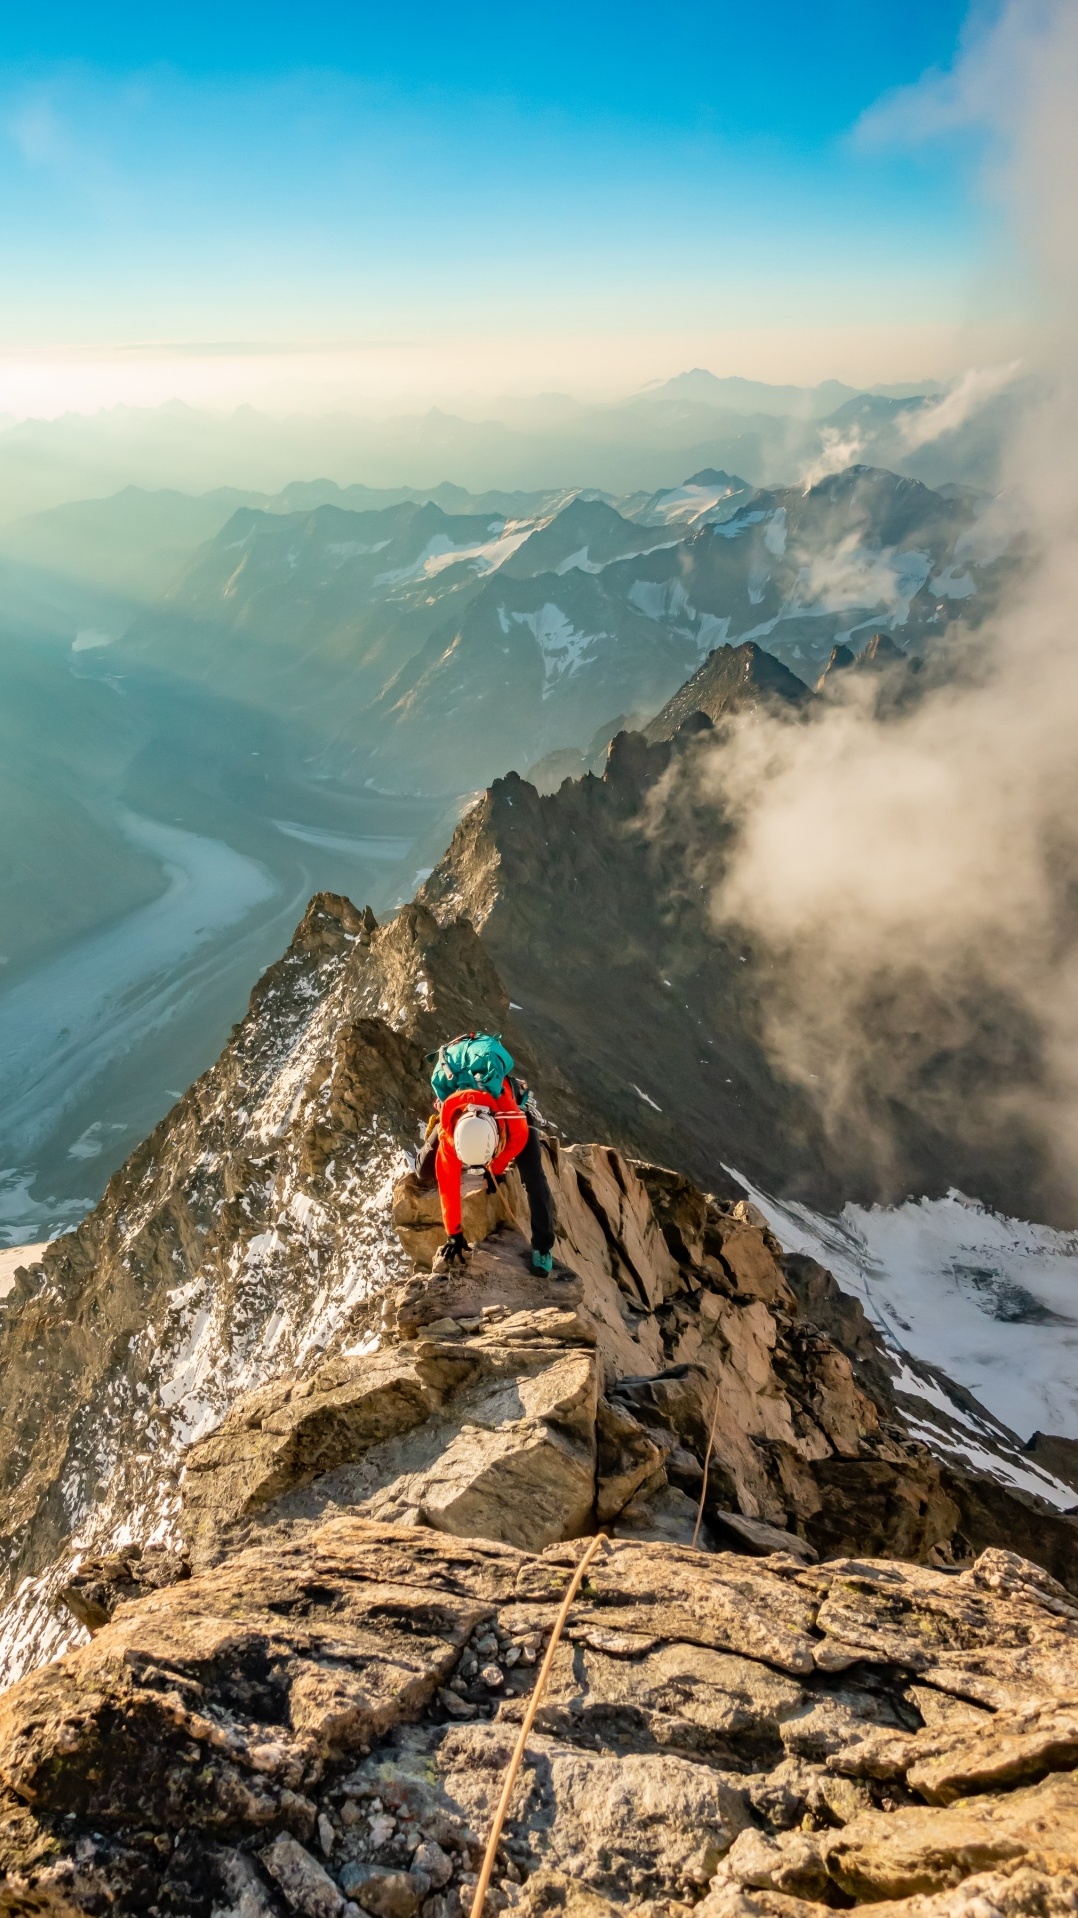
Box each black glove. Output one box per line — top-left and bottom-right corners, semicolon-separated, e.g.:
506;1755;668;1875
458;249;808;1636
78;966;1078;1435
483;1168;503;1194
439;1232;470;1268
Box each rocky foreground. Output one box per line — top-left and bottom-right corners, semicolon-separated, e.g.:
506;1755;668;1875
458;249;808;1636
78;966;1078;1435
3;1114;1078;1916
6;1517;1078;1918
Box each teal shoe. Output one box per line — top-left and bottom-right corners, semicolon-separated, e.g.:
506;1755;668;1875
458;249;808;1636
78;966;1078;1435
531;1249;554;1276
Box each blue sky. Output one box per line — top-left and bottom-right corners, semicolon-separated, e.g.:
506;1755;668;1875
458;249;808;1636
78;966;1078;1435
0;3;976;133
0;1;1023;407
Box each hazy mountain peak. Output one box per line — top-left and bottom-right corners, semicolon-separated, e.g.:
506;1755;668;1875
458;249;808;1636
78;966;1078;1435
641;369;864;418
684;467;742;487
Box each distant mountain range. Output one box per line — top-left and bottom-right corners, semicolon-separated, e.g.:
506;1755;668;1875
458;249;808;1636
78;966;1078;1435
112;462;1016;794
0;367;1016;522
0;436;1017;990
638;369;944;413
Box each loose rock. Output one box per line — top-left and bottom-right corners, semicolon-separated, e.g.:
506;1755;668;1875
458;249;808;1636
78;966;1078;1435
262;1834;342;1917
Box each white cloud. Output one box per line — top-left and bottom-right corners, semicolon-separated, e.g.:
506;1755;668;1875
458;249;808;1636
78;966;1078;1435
801;425;866;491
898;360;1022;449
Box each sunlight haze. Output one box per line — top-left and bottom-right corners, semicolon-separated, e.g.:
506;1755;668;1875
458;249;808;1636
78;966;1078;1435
0;0;1032;411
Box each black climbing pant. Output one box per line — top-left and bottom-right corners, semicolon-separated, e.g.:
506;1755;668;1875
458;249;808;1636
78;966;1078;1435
516;1122;556;1254
416;1117;555;1255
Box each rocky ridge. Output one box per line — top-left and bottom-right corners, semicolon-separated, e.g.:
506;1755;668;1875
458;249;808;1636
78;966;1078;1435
2;881;1078;1911
9;1516;1078;1918
642;641;810;741
3;1177;1078;1917
0;901;1066;1918
172;1146;960;1574
2;878;1075;1691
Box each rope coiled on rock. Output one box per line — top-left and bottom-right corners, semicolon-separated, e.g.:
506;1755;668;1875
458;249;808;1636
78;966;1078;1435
468;1531;610;1918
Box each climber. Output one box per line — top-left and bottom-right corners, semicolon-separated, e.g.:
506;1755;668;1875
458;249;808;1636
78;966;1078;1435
415;1031;557;1278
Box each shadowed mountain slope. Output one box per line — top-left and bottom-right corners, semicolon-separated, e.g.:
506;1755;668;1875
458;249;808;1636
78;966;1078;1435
418;729;1058;1224
418;732;836;1205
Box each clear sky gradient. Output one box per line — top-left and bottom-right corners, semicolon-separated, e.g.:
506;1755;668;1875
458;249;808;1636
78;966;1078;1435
0;1;1027;410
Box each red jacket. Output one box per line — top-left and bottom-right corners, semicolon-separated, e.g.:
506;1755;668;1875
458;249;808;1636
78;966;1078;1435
435;1081;528;1237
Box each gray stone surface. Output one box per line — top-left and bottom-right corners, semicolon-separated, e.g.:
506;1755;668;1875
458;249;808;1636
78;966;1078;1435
4;1527;1078;1916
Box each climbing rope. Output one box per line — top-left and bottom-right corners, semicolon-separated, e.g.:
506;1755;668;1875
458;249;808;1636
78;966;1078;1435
468;1531;610;1918
691;1383;722;1549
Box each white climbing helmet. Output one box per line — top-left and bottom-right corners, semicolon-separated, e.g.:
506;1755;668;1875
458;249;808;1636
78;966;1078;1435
453;1106;501;1167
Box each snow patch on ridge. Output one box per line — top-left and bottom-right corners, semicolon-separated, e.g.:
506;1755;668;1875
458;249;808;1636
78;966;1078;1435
375;523;536;587
511;604;599;690
930;564;976;599
0;1572;86;1693
629;578;692;623
646;480;744;526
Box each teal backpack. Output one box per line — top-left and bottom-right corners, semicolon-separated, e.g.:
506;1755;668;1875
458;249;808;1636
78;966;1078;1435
430;1032;514;1101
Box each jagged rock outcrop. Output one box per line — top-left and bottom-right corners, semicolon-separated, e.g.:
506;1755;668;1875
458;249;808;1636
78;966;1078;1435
3;1524;1078;1918
182;1327;600;1562
814;629;907;693
59;1544;191;1635
171;1141;962;1582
